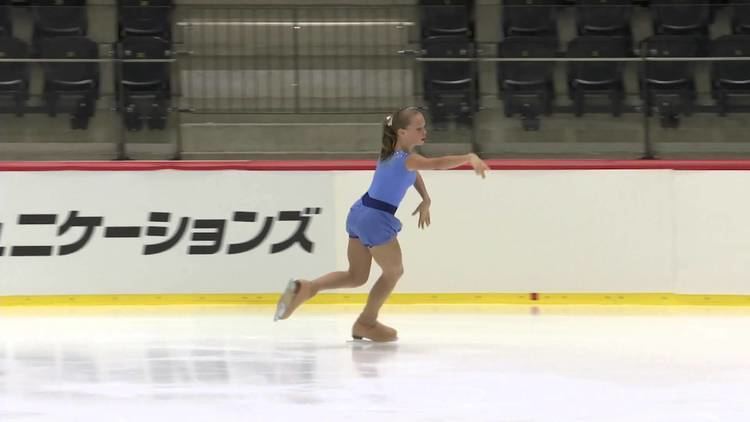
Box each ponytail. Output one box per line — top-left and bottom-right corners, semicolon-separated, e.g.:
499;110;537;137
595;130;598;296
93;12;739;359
380;116;398;160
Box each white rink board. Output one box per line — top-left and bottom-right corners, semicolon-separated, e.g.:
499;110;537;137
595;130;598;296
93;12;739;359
2;168;750;295
0;171;336;295
672;171;750;294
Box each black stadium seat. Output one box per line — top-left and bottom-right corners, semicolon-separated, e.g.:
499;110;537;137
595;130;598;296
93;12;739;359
420;4;472;38
575;0;632;39
0;37;30;116
32;0;87;52
117;36;171;130
651;0;710;36
421;35;478;126
710;34;750;115
640;35;699;127
497;36;557;129
118;0;173;40
502;0;558;38
39;36;99;128
567;36;629;116
0;0;12;37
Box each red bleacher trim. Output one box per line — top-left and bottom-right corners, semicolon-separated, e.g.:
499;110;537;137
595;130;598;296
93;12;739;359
3;159;750;171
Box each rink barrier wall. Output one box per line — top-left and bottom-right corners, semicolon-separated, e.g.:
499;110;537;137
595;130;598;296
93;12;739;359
3;159;750;306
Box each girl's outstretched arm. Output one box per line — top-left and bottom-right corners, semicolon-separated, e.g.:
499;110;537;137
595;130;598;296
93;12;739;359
405;153;489;178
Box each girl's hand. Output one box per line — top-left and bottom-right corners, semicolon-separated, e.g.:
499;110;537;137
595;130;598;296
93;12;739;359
468;153;489;178
412;200;431;229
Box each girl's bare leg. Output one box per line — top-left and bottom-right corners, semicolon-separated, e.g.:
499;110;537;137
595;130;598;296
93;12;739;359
358;238;403;325
302;238;372;293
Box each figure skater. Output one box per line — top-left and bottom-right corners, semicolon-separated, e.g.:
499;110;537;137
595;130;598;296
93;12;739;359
274;106;489;342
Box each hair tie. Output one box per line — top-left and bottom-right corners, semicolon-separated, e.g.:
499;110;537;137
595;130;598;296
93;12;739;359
385;114;393;127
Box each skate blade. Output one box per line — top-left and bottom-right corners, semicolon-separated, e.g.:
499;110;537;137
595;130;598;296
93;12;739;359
273;279;297;321
349;335;399;343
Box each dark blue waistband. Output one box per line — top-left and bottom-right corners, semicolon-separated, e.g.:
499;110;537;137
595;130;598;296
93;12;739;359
361;192;397;215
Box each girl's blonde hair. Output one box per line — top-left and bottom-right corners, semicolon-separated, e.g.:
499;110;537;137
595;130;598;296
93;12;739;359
380;106;422;161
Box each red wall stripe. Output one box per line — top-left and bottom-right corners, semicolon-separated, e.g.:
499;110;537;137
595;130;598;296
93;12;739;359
3;159;750;172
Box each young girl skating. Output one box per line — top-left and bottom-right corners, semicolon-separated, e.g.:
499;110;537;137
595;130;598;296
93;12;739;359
274;106;489;342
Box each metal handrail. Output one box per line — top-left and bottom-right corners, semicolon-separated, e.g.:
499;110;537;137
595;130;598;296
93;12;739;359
0;58;177;63
411;57;750;62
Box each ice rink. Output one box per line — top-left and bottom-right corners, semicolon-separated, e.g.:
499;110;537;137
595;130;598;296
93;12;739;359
1;304;749;422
